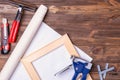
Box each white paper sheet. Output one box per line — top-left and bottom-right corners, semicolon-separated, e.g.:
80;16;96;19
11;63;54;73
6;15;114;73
33;46;73;80
10;22;92;80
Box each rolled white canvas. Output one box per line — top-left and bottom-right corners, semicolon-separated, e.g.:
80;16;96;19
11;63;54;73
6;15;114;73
0;5;47;80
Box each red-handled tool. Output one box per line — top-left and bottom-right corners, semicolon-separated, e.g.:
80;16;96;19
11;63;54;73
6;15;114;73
1;18;10;54
9;6;23;43
7;0;37;43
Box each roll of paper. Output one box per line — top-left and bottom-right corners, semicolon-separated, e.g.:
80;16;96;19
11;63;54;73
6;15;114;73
0;5;47;80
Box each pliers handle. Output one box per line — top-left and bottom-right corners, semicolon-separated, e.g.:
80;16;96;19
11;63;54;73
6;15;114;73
72;60;87;80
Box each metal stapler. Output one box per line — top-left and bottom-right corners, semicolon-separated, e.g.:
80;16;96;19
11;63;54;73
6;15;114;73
72;57;92;80
55;56;92;80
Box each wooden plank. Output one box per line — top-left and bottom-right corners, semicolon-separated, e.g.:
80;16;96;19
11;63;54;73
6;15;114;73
0;0;120;79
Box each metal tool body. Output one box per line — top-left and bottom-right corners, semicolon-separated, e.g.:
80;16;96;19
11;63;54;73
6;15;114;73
97;64;115;80
7;0;37;12
103;63;109;79
1;18;10;54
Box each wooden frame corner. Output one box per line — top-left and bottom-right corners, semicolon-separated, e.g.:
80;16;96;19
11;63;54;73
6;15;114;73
21;34;92;80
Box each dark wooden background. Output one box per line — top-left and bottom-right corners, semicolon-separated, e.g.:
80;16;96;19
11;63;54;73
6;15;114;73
0;0;120;80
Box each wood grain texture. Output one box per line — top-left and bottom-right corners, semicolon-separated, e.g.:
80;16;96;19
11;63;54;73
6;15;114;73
0;0;120;80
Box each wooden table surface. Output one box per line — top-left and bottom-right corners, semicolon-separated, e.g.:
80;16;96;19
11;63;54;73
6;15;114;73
0;0;120;80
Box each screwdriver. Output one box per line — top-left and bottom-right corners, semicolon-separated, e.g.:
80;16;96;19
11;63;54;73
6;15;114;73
1;18;10;54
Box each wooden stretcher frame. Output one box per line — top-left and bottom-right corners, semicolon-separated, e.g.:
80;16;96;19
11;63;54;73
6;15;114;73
21;34;92;80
